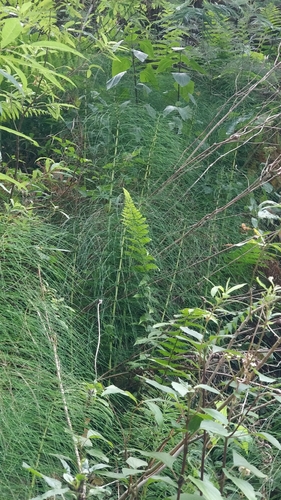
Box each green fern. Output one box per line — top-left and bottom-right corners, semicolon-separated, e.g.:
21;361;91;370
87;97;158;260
122;188;157;273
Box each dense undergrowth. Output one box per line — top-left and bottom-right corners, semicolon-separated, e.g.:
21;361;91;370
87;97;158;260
2;0;281;499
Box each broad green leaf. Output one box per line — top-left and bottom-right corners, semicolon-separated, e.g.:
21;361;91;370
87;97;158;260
195;384;220;395
101;384;137;403
1;18;22;49
139;64;158;86
139;40;154;58
172;72;190;87
106;71;127;90
257;432;281;450
0;126;38;147
31;489;70;500
126;457;148;469
256;372;276;383
203;408;228;426
30;41;84;58
147;475;177;487
122;468;145;476
188;476;223;500
233;450;266;478
171;381;193;397
180;326;203;341
140;451;176;469
223;469;257;500
200;420;229;437
145;400;164;426
145;379;177;397
42;475;61;489
132;49;148;62
188;415;204;433
112;56;131;76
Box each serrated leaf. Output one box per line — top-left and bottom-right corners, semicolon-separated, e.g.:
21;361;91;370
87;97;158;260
132;49;148;62
200;420;229;437
126;457;148;469
233;450;266;478
223;469;257;500
106;71;127;90
1;18;22;49
188;476;223;500
257;432;281;450
101;384;137;403
145;400;164;426
172;72;190;86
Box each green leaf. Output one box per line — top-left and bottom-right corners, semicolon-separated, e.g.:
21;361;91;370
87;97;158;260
203;408;228;426
126;457;148;469
0;69;24;94
145;379;177;397
180;326;203;341
140;451;176;469
171;381;193;397
30;41;84;58
1;17;23;49
112;57;131;76
132;49;148;62
172;72;190;87
200;420;229;437
122;468;145;476
101;384;137;403
256;372;276;383
106;71;127;90
139;40;154;58
144;400;164;426
188;476;224;500
195;384;220;395
233;450;266;478
22;462;43;478
223;469;257;500
148;475;177;487
0;126;39;147
30;488;70;500
257;432;281;450
0;173;27;190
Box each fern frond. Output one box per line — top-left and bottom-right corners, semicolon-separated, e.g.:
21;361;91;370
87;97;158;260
122;188;157;273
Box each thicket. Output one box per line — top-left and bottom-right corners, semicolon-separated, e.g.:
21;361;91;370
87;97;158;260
2;0;281;499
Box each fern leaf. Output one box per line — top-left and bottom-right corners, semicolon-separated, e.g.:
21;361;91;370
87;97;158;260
122;188;157;273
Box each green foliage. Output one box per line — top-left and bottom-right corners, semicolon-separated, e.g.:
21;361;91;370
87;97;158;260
122;188;157;273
